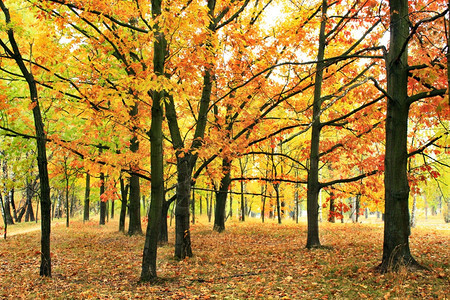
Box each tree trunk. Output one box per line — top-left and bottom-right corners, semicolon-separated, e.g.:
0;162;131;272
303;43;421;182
306;0;327;249
65;177;70;227
25;179;35;222
128;174;142;235
328;196;335;223
84;173;90;222
355;194;361;223
378;0;421;272
191;187;195;224
119;177;128;233
10;188;17;222
0;1;52;275
410;195;417;228
213;158;232;232
159;194;176;245
174;157;193;259
99;172;106;225
240;180;245;222
140;0;166;280
275;184;281;224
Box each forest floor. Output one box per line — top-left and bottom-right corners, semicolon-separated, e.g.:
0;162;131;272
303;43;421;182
0;216;448;299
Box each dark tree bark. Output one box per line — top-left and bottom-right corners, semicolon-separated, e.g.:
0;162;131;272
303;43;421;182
128;174;142;235
119;177;128;233
140;0;166;281
191;187;196;224
275;183;281;224
99;172;106;225
306;0;327;249
159;194;176;245
378;0;420;272
240;180;245;222
0;0;52;276
10;188;17;222
328;195;335;223
213;158;232;232
128;102;142;235
25;179;35;222
65;175;70;227
84;173;90;222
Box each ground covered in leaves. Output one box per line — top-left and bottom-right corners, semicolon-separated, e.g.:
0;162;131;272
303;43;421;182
0;217;448;299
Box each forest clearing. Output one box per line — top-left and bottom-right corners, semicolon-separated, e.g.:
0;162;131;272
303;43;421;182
1;216;448;299
1;0;449;290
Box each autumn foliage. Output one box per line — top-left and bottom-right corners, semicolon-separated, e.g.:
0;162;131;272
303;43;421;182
0;219;448;299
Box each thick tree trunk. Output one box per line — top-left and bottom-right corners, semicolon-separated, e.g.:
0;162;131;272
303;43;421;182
378;0;421;272
306;0;327;249
213;158;232;232
119;178;128;233
99;172;106;225
140;0;166;281
174;157;193;259
84;173;90;222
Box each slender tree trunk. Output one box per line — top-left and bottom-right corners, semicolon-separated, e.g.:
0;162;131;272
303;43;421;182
10;188;17;222
191;187;195;224
328;196;335;223
213;158;232;232
0;192;7;238
119;178;128;233
99;172;106;225
159;195;176;246
306;0;327;249
128;174;142;235
261;185;266;223
240;180;245;222
84;173;90;222
111;199;114;219
275;184;281;224
410;195;417;228
355;194;361;223
65;176;69;228
0;1;52;275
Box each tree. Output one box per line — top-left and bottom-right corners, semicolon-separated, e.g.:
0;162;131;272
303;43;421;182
140;0;166;281
0;0;52;276
378;0;447;272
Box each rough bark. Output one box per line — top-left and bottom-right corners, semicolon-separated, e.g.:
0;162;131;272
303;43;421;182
140;0;166;281
128;102;142;235
99;172;106;225
378;0;421;272
119;177;128;233
213;158;232;232
84;173;90;222
159;194;176;245
306;0;327;249
128;173;142;235
0;0;52;276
